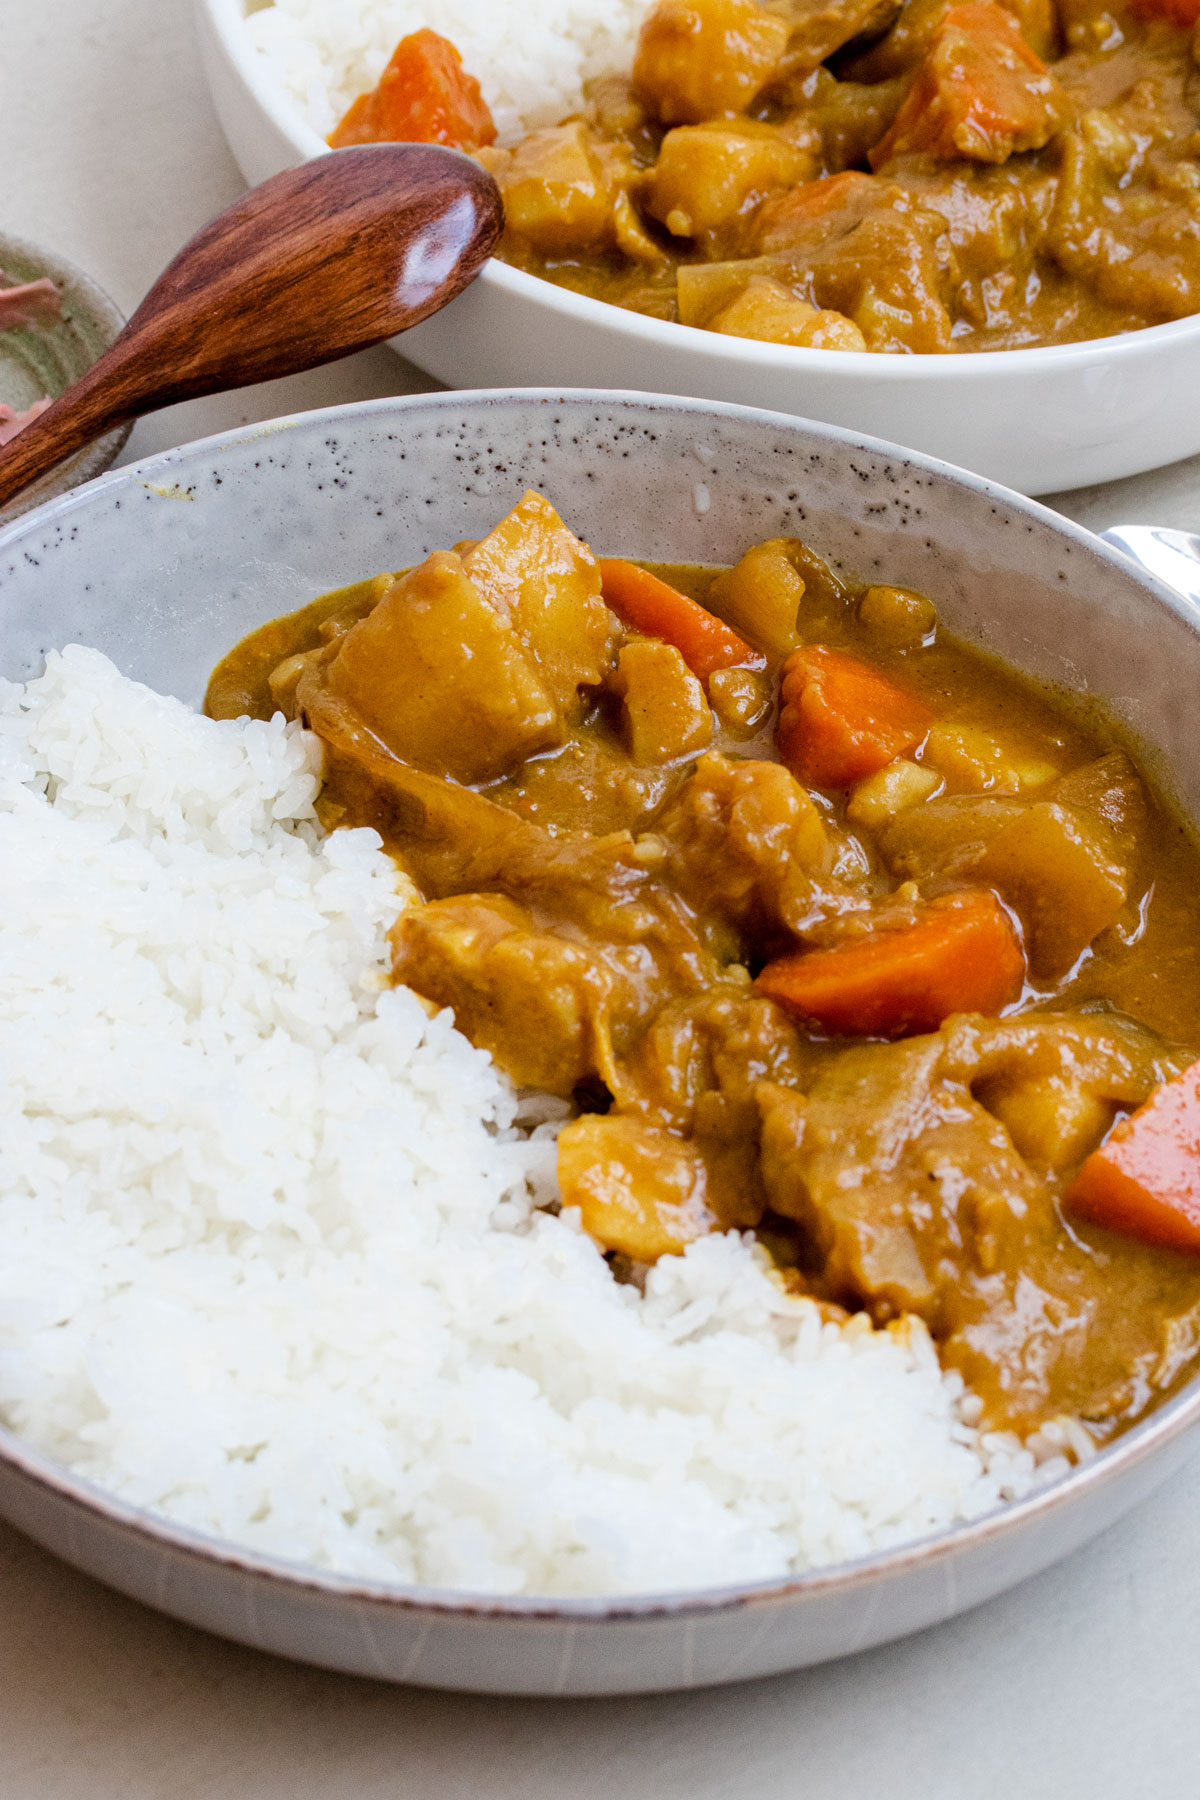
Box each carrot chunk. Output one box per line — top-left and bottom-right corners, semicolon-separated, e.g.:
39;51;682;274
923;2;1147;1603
598;559;763;681
870;3;1065;167
756;890;1025;1037
1066;1058;1200;1253
776;644;933;789
760;170;882;230
328;30;497;151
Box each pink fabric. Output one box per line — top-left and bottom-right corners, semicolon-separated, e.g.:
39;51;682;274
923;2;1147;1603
0;396;52;446
0;272;62;331
0;271;60;446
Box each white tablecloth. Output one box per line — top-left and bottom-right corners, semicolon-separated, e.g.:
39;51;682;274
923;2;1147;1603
5;3;1200;1792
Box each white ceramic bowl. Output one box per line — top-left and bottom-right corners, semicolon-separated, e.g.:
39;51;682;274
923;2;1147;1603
195;0;1200;497
3;388;1200;1694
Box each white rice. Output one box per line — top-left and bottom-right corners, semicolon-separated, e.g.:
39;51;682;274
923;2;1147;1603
0;648;1057;1597
244;0;648;143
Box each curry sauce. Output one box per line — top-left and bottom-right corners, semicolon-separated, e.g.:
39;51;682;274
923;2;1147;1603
475;0;1200;353
207;497;1200;1446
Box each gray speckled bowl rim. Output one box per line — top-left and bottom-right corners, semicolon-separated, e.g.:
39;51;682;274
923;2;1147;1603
1;385;1199;1628
0;231;131;518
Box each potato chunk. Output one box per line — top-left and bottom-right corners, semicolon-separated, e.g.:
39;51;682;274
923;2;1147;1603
464;490;616;717
677;256;778;325
480;123;620;254
647;121;817;239
706;540;806;657
858;583;939;645
327;552;560;784
633;0;790;123
707;666;774;735
611;639;713;765
557;1114;717;1261
390;895;616;1094
922;720;1059;793
708;277;868;349
975;800;1128;979
881;778;1135;979
614;190;668;264
847;757;941;829
979;1074;1115;1172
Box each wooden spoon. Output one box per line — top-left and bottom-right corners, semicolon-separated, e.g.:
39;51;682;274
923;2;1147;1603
0;143;502;511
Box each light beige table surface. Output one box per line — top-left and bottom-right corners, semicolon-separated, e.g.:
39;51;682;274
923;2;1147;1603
6;2;1200;1794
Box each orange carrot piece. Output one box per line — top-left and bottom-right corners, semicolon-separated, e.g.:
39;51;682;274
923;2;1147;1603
756;890;1025;1037
754;172;897;258
764;170;880;227
328;30;497;151
870;3;1064;167
598;559;763;681
1066;1058;1200;1253
776;644;932;789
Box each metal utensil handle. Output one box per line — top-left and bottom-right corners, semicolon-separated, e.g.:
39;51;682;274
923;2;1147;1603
1099;525;1200;613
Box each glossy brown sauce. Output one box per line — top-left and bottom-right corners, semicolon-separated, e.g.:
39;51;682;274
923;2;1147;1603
207;534;1200;1444
477;0;1200;354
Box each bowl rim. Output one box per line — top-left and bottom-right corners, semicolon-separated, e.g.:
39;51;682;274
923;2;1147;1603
3;382;1200;1622
200;0;1200;379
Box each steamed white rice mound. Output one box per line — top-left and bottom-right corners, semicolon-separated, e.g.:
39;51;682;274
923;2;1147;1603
0;648;1055;1596
244;0;648;144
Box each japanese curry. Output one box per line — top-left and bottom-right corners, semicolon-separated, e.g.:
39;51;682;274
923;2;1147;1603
331;0;1200;353
207;492;1200;1446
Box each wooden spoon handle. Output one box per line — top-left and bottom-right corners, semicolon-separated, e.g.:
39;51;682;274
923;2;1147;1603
0;349;142;509
0;144;500;513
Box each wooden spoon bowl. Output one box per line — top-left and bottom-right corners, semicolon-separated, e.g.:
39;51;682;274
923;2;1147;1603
0;144;502;511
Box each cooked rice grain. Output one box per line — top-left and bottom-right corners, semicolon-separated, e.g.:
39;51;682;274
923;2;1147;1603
244;0;649;143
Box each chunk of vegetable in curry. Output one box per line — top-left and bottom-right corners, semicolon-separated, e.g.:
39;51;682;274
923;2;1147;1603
207;490;1200;1448
331;0;1200;354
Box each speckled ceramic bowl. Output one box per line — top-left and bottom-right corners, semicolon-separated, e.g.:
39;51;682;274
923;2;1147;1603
1;389;1200;1695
